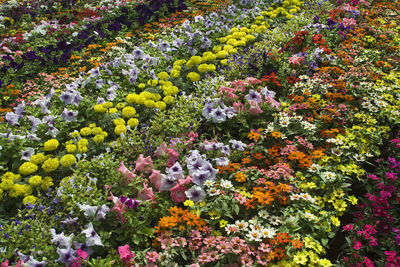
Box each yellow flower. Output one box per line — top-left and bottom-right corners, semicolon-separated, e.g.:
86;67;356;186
348;195;358;205
121;106;136;118
163;96;175;104
42;158;60;173
77;139;89;146
219;219;228;228
19;162;38;176
115;125;127;135
23;195;37;205
157;71;170;80
331;216;340;227
93;104;107;113
184;200;194;207
126;93;138;104
333;199;347;212
318;259;332;267
127;118;139;128
138;83;146;89
80;127;92;136
93;134;105;143
44;139;59;151
71;131;80;138
186;72;201;82
116;103;125;109
155;101;166;110
28;175;42;186
113;118;125;126
41;176;53;191
30;153;46;165
60;154;76;168
144;100;156;108
293;252;308;265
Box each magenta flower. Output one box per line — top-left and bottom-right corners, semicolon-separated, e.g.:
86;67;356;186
343;224;354;231
118;245;135;264
353;240;362;250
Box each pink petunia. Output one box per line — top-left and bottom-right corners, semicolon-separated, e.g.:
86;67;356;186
149;169;162;192
166;148;179;167
117;162;136;184
134;154;153;173
154;142;168;157
138;182;156;202
248;100;263;115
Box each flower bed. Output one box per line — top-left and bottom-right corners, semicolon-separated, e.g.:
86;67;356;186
0;0;399;266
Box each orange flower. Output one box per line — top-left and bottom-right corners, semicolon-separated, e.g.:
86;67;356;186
241;157;251;164
248;130;260;141
312;148;325;158
275;232;291;244
234;172;246;183
252;152;264;160
291;239;303;249
271;131;282;139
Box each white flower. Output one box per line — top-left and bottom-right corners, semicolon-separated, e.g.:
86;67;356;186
304;212;317;221
260;227;277;239
247;229;263;242
321;171;336;181
354;154;365;162
204;180;215;187
220;179;233;189
300;193;315;203
290;194;301;201
258;210;269;219
279;116;291;127
308;164;319;173
235;220;248;231
207;187;221;196
269;215;282;226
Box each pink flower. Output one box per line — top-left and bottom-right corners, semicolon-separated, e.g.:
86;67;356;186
118;244;135;264
240;254;254;266
369;237;378;246
149;169;162;192
166;148;179;167
342;17;356;28
248;100;263;115
353;240;362;250
245;77;262;85
117;162;136;184
145;251;159;263
264;96;281;110
170;184;187;203
233;101;244;112
134;154;153;173
138;182;156;202
288;55;305;65
108;193;127;224
343;224;354;231
217;241;231;254
368;174;379;181
231;80;246;92
1;260;9;267
154;142;168;157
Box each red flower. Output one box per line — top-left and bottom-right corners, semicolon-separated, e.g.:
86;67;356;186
312;34;325;45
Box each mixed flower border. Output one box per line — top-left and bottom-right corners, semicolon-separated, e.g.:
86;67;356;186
0;0;400;266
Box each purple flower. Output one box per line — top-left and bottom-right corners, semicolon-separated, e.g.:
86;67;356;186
61;108;78;122
185;185;206;202
60;92;74;105
78;203;97;218
95;204;110;221
215;157;229;166
55;247;75;265
50;229;72;248
210;107;226;123
159;175;177;192
21;147;35;161
229;139;247;151
28;115;43;132
5;112;19;125
245;89;262;103
192;170;211;187
82;222;103;247
166;162;184;180
14;101;25;118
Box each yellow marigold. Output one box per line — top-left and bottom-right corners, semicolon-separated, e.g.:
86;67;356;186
144;100;155;108
0;178;13;190
80;127;92;136
41;176;53;191
127;118;139;128
115;125;127;135
155;101;166;110
42;158;60;173
113;118;125;126
157;71;170;80
93;134;105;143
0;188;3;201
71;131;80;138
60;154;76;168
23;195;37;205
77;139;89;146
28;175;42;186
163;96;175;104
44;139;59;151
19;162;38;176
93;104;107;113
138;83;146;89
78;145;88;153
121;106;136;118
186;72;201;82
116;102;125;109
126;93;138;104
91;127;102;135
29;153;46;165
